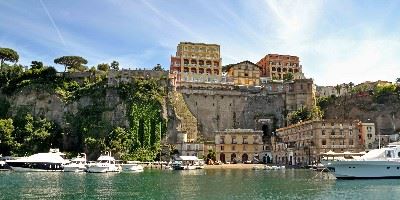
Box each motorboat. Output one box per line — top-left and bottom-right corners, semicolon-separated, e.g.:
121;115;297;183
322;144;400;179
172;156;204;170
264;165;285;170
6;149;67;172
87;152;121;173
64;153;87;172
121;161;144;172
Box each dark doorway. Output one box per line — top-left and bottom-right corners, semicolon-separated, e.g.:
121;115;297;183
242;153;248;162
220;153;226;163
266;155;271;163
231;153;237;163
262;124;270;137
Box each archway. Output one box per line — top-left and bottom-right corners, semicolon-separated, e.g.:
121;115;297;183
231;153;237;163
242;153;249;162
266;155;271;163
220;153;226;163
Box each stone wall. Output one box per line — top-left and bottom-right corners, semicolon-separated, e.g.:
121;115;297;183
177;87;285;141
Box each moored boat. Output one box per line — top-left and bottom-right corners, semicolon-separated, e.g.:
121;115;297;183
87;152;121;173
121;161;144;172
172;156;204;170
64;153;87;172
323;144;400;179
6;149;67;172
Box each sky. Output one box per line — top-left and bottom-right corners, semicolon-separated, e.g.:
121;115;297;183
1;0;400;86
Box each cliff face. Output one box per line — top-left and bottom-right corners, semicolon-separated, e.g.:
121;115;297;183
323;95;400;135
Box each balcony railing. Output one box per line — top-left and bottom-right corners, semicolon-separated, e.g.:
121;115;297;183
330;135;345;138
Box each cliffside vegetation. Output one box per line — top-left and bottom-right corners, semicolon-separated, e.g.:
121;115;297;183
0;47;167;161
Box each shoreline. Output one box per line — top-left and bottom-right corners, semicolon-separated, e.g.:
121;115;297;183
204;163;265;169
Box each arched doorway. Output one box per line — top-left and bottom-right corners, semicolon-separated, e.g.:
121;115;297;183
220;153;226;163
262;124;270;137
242;153;249;162
231;153;237;163
266;155;271;163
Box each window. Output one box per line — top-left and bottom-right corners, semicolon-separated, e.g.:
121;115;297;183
322;139;326;145
331;122;334;126
232;136;237;144
349;139;353;145
367;134;372;139
331;130;335;135
367;126;372;132
220;146;224;151
220;136;225;144
349;130;352;135
243;145;247;151
243;137;248;144
232;146;235;151
322;130;325;135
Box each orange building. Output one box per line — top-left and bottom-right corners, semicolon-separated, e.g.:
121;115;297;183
170;42;222;84
257;54;301;80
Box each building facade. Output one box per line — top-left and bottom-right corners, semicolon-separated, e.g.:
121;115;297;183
215;129;263;163
256;54;302;80
356;121;376;150
169;42;222;85
222;61;261;86
273;120;364;166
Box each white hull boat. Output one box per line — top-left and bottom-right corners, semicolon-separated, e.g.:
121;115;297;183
121;162;144;172
64;153;87;172
87;152;121;173
323;144;400;179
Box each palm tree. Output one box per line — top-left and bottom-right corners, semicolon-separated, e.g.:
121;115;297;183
334;84;342;96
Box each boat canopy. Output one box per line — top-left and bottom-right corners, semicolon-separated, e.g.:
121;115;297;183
176;156;200;161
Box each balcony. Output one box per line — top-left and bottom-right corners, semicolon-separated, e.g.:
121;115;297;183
331;145;347;148
330;135;345;139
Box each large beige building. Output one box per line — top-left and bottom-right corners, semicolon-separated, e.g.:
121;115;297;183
223;61;261;86
273;120;365;166
215;129;263;163
170;42;222;85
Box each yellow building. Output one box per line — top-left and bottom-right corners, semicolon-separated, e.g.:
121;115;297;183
222;61;261;86
214;129;263;163
170;42;222;85
273;120;364;166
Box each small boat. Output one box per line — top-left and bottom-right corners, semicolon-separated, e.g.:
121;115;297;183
6;149;67;172
264;165;285;170
64;153;87;172
0;160;10;171
87;152;121;173
172;156;204;170
323;144;400;179
121;161;144;172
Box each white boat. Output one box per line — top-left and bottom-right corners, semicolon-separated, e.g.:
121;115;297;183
121;161;144;172
64;153;87;172
87;152;121;173
6;149;67;172
323;144;400;179
172;156;204;170
264;165;285;170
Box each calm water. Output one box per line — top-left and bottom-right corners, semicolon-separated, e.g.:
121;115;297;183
1;169;400;199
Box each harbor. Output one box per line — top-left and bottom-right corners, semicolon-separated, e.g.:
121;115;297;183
1;169;399;200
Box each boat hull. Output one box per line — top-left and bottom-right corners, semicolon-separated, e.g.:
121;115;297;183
7;161;63;172
324;160;400;179
63;165;87;172
87;165;120;173
121;164;144;172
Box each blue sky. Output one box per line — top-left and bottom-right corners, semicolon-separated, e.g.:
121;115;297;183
1;0;400;86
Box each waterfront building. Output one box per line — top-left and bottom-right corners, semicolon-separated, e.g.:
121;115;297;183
356;121;376;150
222;61;261;86
175;132;205;158
272;120;365;166
169;42;222;85
214;129;263;163
256;54;302;80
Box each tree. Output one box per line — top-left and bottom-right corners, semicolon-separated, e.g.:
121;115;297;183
30;61;44;70
0;48;19;70
97;63;110;72
54;56;88;72
107;127;133;158
152;64;163;71
334;84;342;95
110;61;119;70
0;118;17;155
284;73;294;81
